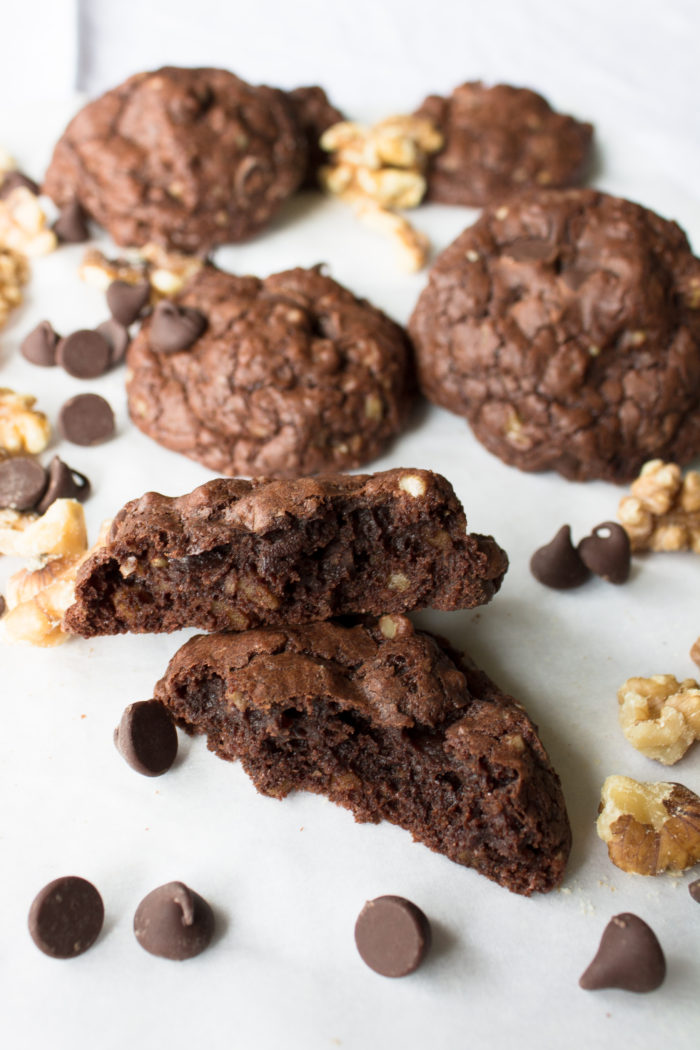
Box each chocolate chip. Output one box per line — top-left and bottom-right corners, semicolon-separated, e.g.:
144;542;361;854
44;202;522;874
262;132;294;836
57;330;111;379
354;895;431;977
20;321;59;367
114;700;178;777
96;319;130;367
579;913;666;993
530;525;591;589
0;170;40;198
106;280;151;326
0;456;47;510
28;876;104;959
0;594;5;616
58;393;115;446
53;200;90;244
689;878;700;903
578;521;631;584
36;456;91;514
150;300;207;354
134;882;215;960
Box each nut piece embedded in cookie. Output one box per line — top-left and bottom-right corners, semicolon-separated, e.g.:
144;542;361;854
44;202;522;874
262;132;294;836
596;774;700;875
618;459;700;552
618;675;700;765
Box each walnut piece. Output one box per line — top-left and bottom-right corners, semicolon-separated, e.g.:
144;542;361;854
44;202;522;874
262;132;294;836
618;675;700;764
691;637;700;669
0;246;30;329
0;498;86;558
0;147;17;176
0;186;56;257
618;459;700;552
597;774;700;875
0;389;50;455
79;244;203;298
319;114;442;272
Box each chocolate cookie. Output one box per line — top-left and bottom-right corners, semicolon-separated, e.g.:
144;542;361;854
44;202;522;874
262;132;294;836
126;264;415;476
415;81;592;207
42;67;307;252
287;85;344;189
153;618;570;895
63;468;507;637
409;189;700;482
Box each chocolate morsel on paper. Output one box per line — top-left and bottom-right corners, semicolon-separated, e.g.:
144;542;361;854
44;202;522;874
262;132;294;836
96;319;130;367
0;456;47;510
133;881;215;960
28;875;104;959
530;524;590;589
577;521;631;584
149;300;207;355
20;321;59;367
53;199;90;243
57;329;111;379
579;913;666;993
688;878;700;903
106;279;151;326
354;895;431;977
114;700;178;777
36;456;91;514
0;170;40;198
58;393;115;446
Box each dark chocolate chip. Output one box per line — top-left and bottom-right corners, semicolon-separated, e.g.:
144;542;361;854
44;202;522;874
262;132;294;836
53;200;90;244
150;300;206;354
57;330;111;379
96;319;130;367
689;878;700;903
0;456;47;510
133;882;215;960
20;321;59;367
577;521;631;584
58;393;115;446
106;280;151;327
36;456;91;514
0;170;40;198
579;913;666;993
28;876;104;959
354;895;431;977
114;700;178;777
530;525;591;589
0;594;4;616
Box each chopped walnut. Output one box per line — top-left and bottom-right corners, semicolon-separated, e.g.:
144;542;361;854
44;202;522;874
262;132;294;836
691;637;700;669
79;243;203;298
618;675;700;764
597;774;700;875
0;499;86;558
0;147;16;176
0;246;29;329
618;459;700;552
2;519;110;647
319;114;442;271
0;187;56;256
0;389;50;455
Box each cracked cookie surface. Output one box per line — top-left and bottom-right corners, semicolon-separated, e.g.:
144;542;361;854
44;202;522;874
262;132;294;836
409;189;700;482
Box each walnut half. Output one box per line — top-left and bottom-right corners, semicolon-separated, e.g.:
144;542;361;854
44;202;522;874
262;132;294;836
597;774;700;875
618;459;700;552
618;675;700;765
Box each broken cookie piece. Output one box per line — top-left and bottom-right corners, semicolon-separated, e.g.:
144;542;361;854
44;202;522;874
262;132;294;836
153;617;570;895
62;469;508;637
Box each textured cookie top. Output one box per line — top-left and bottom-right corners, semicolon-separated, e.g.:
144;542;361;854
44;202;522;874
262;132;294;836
415;81;593;207
43;67;307;252
63;468;508;636
126;264;415;477
409;189;700;482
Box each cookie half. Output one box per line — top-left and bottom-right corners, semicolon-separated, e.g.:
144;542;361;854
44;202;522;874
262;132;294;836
415;81;592;206
43;67;307;252
126;264;415;477
154;618;570;895
62;468;508;636
409;189;700;482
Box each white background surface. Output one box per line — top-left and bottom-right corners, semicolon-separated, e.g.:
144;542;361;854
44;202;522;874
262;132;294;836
1;4;700;1048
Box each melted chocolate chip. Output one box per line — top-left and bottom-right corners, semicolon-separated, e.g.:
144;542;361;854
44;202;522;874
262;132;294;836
36;456;91;514
114;700;178;776
28;876;104;959
53;200;90;243
0;457;47;510
530;525;590;589
57;330;111;379
579;913;666;993
58;393;115;446
20;321;59;367
106;280;151;327
134;882;215;960
578;521;631;584
354;896;431;977
149;300;207;354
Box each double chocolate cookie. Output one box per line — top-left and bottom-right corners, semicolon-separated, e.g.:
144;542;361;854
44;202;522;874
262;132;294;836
409;189;700;482
154;618;570;895
43;67;307;252
126;264;415;477
415;81;592;207
63;468;507;637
